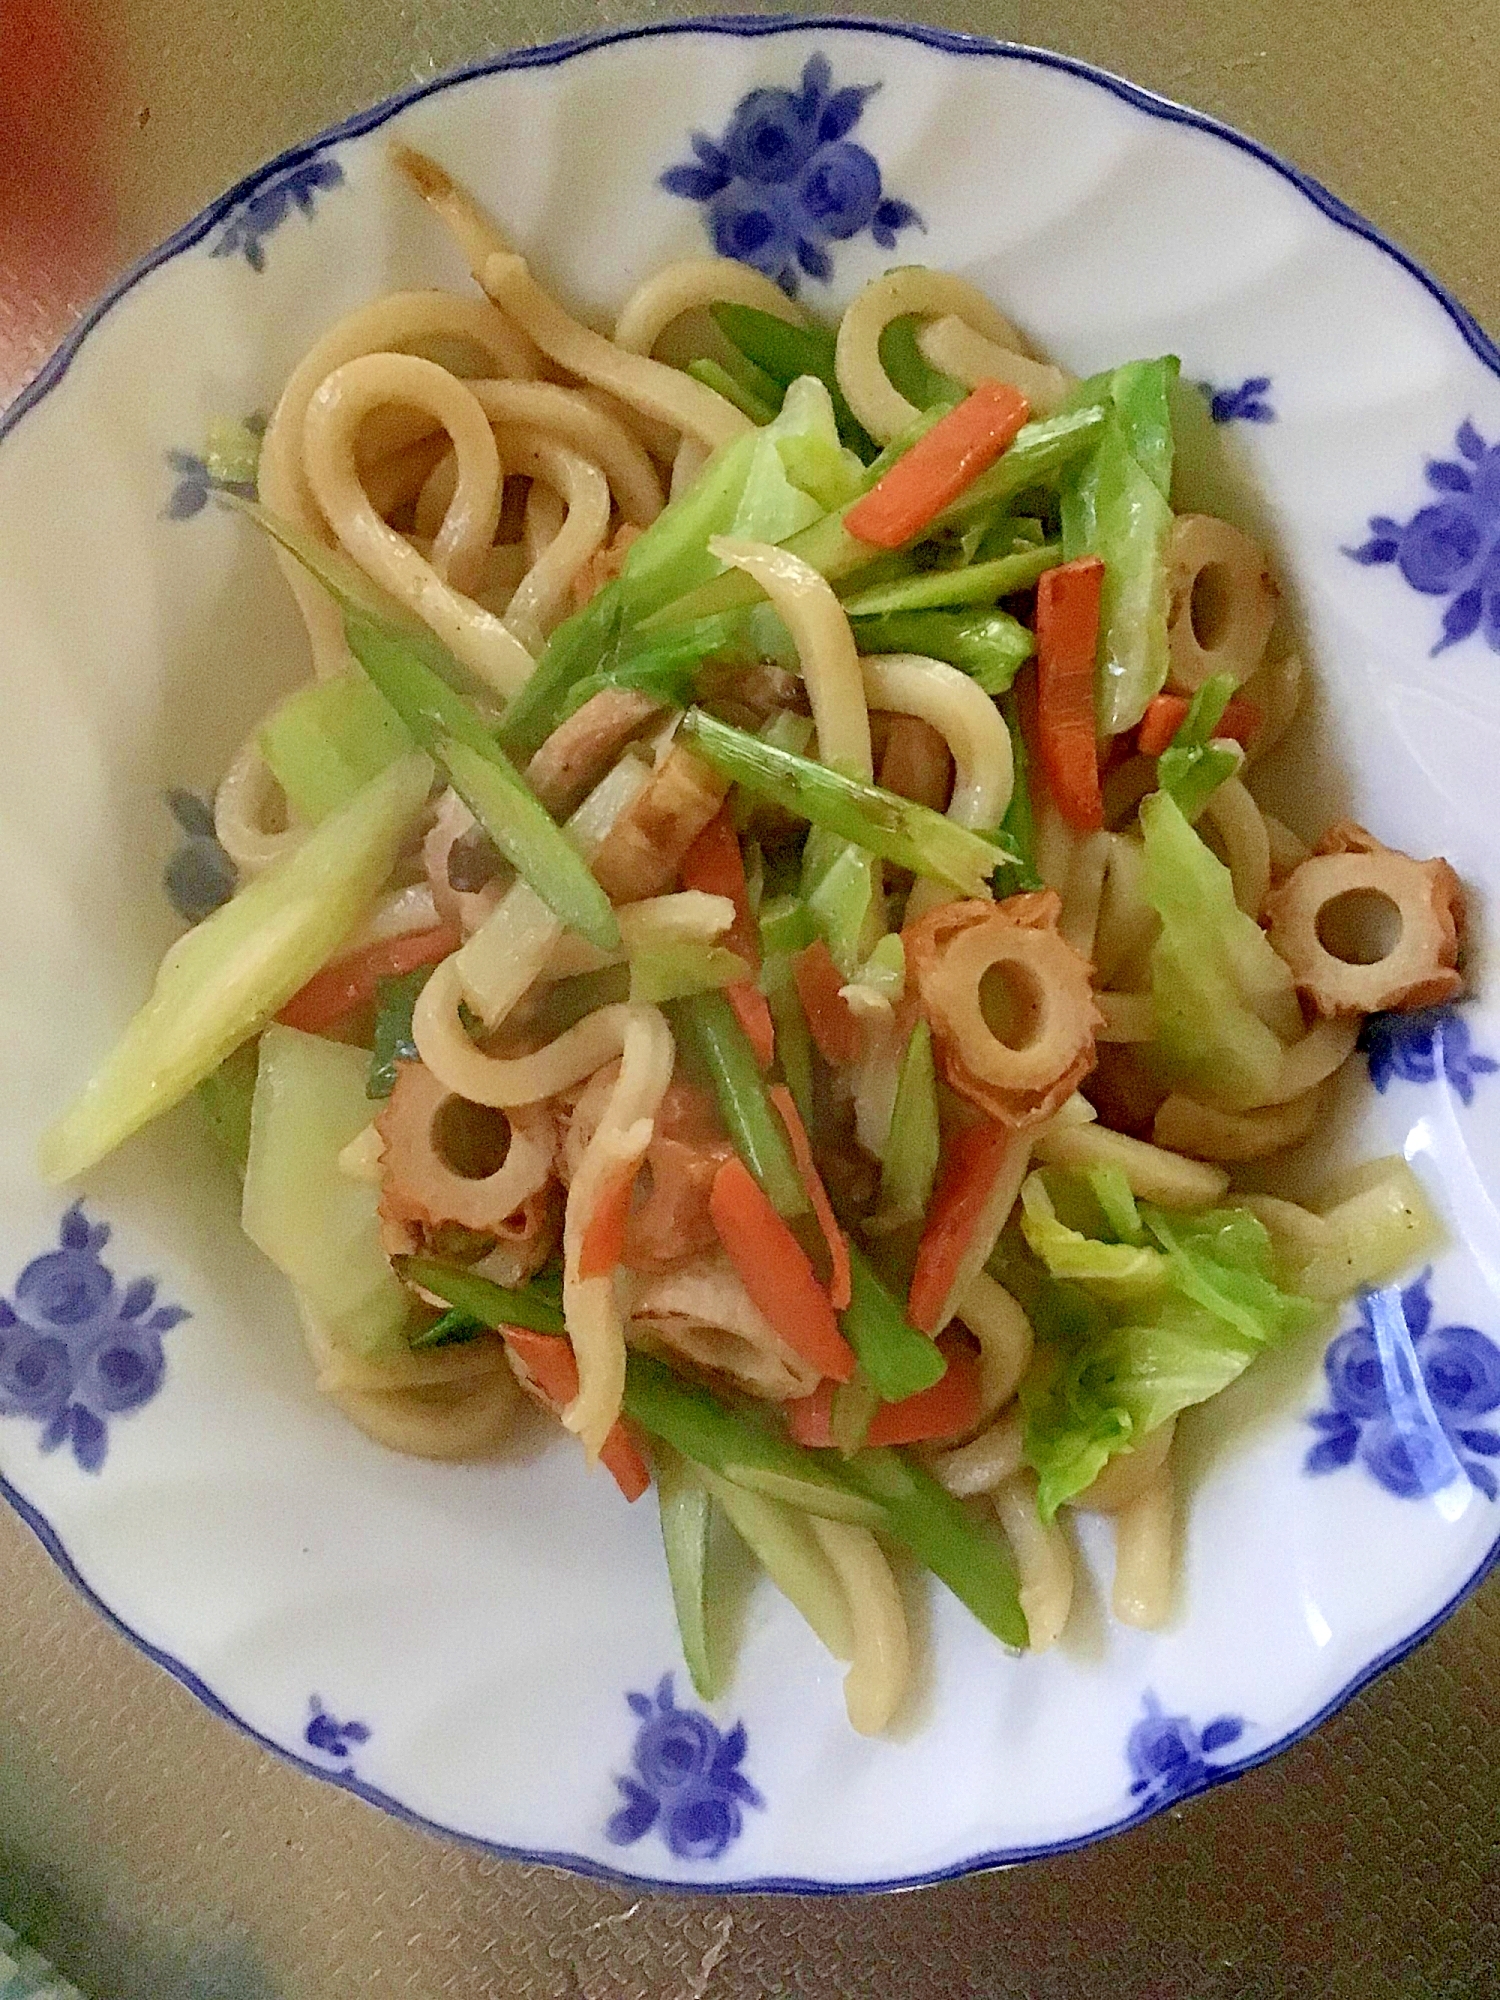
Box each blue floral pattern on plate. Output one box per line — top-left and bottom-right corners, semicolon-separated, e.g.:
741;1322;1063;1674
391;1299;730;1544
1358;1004;1498;1104
210;155;344;272
0;1206;188;1473
305;1696;372;1763
606;1674;763;1862
161;788;237;923
660;54;920;292
1345;420;1500;653
1306;1270;1500;1501
163;450;255;521
1126;1692;1245;1806
1201;375;1275;423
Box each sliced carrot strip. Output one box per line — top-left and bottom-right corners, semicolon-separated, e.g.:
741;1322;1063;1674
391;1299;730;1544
845;380;1032;551
709;1156;855;1381
576;1154;644;1281
785;1379;835;1448
1137;693;1189;757
908;1120;1019;1335
503;1325;579;1406
1035;555;1105;833
1138;691;1262;758
792;939;863;1067
598;1417;652;1502
277;922;461;1033
1218;693;1262;749
785;1338;981;1447
503;1326;649;1502
865;1338;982;1447
682;805;775;1066
727;981;776;1068
768;1084;852;1312
681;805;759;964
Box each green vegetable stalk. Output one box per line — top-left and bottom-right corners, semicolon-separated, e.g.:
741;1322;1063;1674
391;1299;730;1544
624;1356;1028;1646
258;670;415;824
399;1256;568;1336
852;608;1035;696
842;1244;947;1401
673;990;807;1219
655;1445;726;1700
501;425;788;754
680;709;1017;896
367;967;435;1099
758;953;815;1130
878;1021;940;1231
993;690;1043;896
241;503;619;952
838;543;1061;617
698;1464;856;1659
197;1039;261;1177
40;752;434;1183
687;356;779;426
711;302;875;455
1060;358;1180;735
1156;671;1243;821
622;1353;884;1526
878;314;964;412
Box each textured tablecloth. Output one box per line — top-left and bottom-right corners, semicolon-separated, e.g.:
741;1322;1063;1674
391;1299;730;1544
2;3;1497;1994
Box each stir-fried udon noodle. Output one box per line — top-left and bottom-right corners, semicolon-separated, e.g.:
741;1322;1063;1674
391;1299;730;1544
43;147;1464;1734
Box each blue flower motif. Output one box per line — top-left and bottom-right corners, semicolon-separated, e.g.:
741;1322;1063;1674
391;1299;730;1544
304;1696;371;1763
0;1205;187;1473
660;54;921;294
1306;1270;1500;1502
210;155;344;273
606;1673;763;1862
1126;1691;1245;1806
1358;1004;1498;1104
163;412;264;521
161;788;237;923
1345;420;1500;654
1202;375;1275;424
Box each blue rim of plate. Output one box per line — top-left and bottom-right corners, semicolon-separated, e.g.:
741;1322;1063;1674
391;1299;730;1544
3;14;1498;1893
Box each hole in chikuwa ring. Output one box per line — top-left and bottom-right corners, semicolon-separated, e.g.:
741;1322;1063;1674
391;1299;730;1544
1315;888;1404;966
431;1095;514;1180
1190;561;1235;651
979;957;1046;1050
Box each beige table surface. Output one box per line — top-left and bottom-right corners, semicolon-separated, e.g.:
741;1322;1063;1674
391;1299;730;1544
2;3;1498;1994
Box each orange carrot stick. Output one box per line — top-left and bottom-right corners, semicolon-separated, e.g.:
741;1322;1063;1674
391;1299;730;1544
845;380;1032;550
728;984;776;1068
768;1084;851;1311
576;1155;644;1281
1136;693;1189;757
1034;555;1106;833
681;805;757;956
682;805;776;1066
784;1379;836;1448
709;1156;855;1381
1215;693;1261;749
792;939;863;1067
1138;691;1263;758
908;1120;1026;1335
277;922;461;1033
866;1339;982;1446
503;1325;651;1501
785;1338;982;1448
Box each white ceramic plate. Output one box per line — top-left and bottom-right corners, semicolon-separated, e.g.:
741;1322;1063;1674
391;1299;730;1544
3;18;1499;1891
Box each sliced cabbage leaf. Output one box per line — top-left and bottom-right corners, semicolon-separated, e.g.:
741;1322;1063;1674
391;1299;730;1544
1141;789;1300;1109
